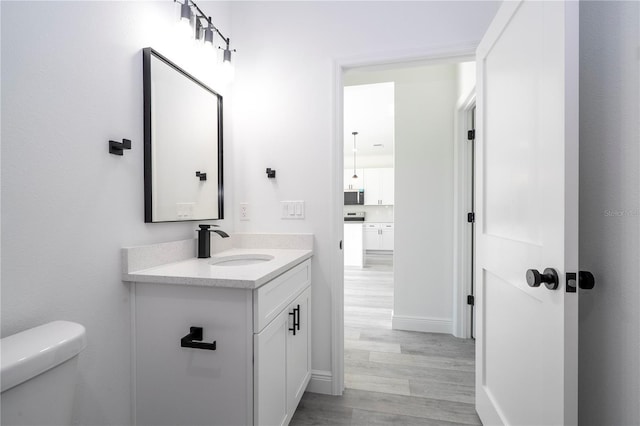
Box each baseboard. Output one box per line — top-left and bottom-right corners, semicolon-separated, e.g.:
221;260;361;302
305;370;333;395
392;314;453;334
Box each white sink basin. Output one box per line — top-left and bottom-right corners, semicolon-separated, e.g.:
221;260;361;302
210;254;275;267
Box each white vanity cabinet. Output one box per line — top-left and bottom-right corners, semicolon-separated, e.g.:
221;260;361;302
254;286;311;426
132;258;312;426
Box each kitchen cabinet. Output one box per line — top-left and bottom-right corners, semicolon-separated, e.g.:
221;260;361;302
344;168;364;190
363;223;394;251
344;223;364;267
363;168;394;205
132;259;312;426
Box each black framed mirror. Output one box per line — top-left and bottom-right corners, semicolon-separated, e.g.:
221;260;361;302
143;47;223;223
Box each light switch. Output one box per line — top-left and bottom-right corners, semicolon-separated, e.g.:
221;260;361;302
281;201;305;219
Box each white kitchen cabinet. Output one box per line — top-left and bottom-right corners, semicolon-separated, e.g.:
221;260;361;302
133;259;312;426
344;168;364;190
380;223;394;251
363;223;380;250
344;223;364;267
363;223;394;251
363;168;394;205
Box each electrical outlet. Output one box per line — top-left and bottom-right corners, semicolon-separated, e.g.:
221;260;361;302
176;203;194;219
240;203;249;221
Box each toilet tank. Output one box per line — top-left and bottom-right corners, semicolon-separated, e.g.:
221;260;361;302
1;321;86;426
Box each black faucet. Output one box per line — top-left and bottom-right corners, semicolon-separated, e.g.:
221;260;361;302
197;224;229;258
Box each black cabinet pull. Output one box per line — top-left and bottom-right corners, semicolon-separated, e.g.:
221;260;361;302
289;310;297;335
181;326;216;350
289;305;300;335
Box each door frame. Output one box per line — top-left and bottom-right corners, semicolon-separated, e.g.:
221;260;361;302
331;44;477;395
452;92;476;339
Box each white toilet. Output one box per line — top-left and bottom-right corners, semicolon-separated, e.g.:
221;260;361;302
1;321;86;426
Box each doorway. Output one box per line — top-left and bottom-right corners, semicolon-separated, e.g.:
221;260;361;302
339;58;478;397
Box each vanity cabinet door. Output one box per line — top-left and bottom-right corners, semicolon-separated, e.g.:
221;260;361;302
287;287;312;414
254;309;288;426
134;283;253;426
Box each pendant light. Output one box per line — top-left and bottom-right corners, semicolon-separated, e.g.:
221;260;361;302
352;131;358;179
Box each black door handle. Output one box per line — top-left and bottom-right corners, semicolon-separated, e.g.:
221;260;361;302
526;268;559;290
180;326;216;350
579;271;595;290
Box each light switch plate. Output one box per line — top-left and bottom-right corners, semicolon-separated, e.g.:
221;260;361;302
281;201;305;219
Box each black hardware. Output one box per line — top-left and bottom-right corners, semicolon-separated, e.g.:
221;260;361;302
195;171;207;181
579;271;596;290
109;138;131;155
339;240;343;250
526;268;559;290
266;168;276;178
180;326;216;351
566;272;577;293
289;305;300;335
198;225;212;258
467;130;476;140
467;212;475;223
197;224;229;258
289;310;297;335
467;295;475;306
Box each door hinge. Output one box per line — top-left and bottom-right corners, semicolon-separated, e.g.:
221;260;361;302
467;295;475;306
467;212;475;223
467;129;476;140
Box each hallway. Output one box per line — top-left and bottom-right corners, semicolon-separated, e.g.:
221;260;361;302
291;255;480;425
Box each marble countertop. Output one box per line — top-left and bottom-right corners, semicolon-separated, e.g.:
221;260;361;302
122;236;313;289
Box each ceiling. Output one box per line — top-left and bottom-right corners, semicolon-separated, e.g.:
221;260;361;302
343;82;394;160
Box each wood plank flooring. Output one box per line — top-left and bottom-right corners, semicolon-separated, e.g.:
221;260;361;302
291;254;480;425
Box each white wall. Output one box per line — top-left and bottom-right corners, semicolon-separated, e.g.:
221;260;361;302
578;1;640;424
1;2;232;424
230;0;500;383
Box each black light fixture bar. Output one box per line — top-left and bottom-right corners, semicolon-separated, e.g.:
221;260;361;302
175;0;234;60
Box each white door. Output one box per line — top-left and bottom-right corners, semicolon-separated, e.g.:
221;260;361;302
475;1;579;425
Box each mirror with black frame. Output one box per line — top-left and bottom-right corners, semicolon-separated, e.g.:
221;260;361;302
143;47;223;223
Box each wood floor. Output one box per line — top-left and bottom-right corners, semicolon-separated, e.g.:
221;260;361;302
290;254;480;425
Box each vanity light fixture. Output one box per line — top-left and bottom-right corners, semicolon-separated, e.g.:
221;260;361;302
352;132;359;179
175;0;235;65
